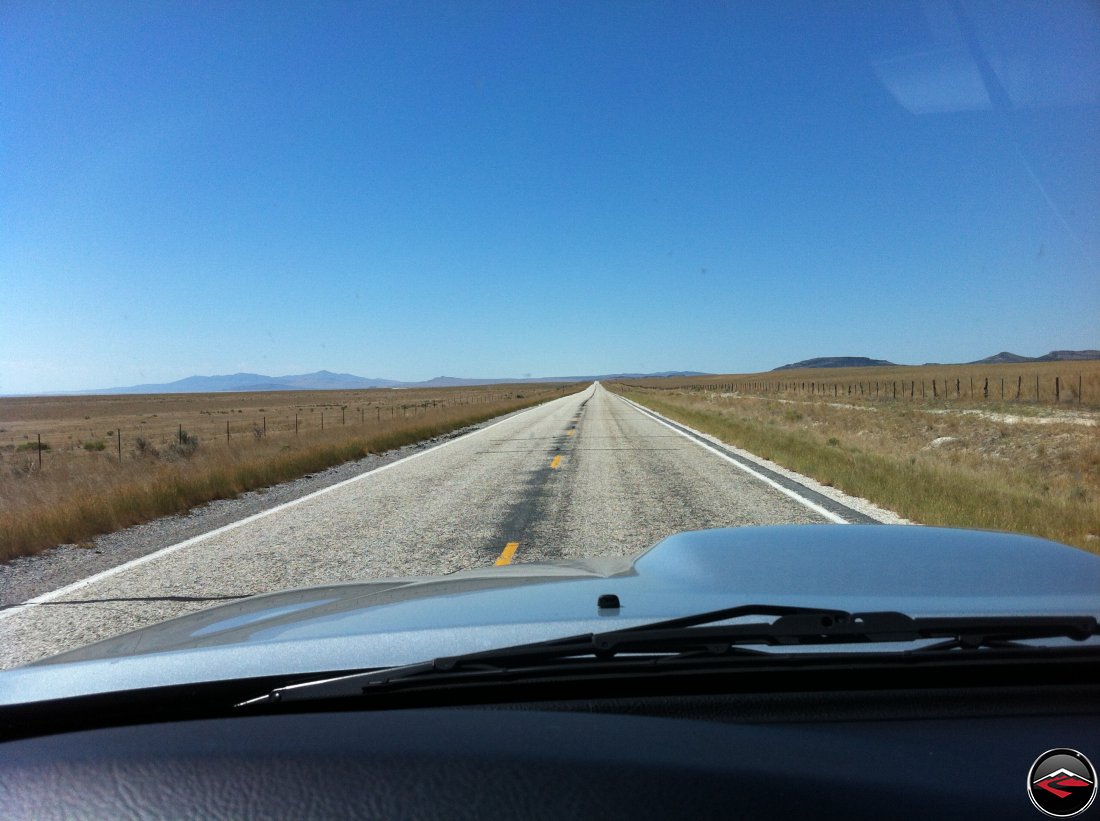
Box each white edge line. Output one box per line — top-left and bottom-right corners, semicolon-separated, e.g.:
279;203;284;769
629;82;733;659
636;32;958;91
0;388;591;620
612;391;848;524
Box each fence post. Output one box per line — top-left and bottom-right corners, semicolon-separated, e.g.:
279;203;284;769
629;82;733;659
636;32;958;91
226;420;230;442
983;377;988;399
38;433;42;469
179;424;183;446
1036;375;1040;401
295;414;299;435
118;430;122;462
263;416;266;436
1016;375;1022;400
1055;377;1060;404
321;412;324;430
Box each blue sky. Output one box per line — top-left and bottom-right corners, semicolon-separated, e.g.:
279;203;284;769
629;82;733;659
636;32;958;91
2;1;1098;394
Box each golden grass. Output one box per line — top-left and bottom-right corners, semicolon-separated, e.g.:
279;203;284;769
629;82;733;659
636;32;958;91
0;384;582;562
611;384;1100;554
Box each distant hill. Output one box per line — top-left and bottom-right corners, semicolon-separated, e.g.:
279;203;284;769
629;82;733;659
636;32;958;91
1036;349;1100;362
58;370;710;396
772;357;896;371
968;350;1100;365
968;352;1034;365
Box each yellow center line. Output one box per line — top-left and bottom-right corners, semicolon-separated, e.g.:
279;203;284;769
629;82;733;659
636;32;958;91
550;455;562;469
495;541;519;566
566;429;575;436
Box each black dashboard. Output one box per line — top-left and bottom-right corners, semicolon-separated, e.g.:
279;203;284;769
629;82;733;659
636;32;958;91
3;685;1098;820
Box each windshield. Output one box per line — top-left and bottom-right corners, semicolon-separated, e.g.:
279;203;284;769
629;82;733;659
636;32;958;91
0;1;1098;673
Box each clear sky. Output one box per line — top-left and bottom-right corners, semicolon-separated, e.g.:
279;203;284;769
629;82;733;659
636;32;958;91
2;1;1098;394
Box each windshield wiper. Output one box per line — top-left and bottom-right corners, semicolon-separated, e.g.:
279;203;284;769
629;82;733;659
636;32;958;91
237;604;1098;707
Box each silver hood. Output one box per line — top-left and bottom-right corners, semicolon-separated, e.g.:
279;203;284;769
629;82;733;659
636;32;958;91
2;525;1099;705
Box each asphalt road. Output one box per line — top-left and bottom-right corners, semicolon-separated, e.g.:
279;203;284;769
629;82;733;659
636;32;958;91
0;383;865;668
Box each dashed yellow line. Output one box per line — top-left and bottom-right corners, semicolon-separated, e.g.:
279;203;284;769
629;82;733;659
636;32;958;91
550;455;562;469
495;541;519;566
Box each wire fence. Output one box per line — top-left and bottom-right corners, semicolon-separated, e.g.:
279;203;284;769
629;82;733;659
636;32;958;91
615;371;1097;407
1;386;574;470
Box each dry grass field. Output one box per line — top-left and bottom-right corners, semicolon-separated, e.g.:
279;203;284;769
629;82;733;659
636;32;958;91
610;366;1100;553
0;384;580;562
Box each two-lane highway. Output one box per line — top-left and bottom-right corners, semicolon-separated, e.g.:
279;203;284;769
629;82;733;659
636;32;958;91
0;383;863;668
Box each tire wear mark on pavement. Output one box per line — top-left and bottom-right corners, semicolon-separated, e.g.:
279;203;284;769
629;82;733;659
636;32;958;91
482;399;584;565
0;594;252;610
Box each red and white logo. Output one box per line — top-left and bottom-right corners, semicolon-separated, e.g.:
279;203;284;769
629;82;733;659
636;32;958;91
1028;749;1096;818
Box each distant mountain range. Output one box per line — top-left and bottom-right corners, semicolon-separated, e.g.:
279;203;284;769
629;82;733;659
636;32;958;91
69;370;711;395
967;350;1100;365
773;350;1099;371
14;351;1097;395
773;357;896;371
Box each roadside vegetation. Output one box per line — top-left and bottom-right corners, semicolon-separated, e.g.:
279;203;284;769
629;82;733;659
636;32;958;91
610;378;1100;555
0;385;581;562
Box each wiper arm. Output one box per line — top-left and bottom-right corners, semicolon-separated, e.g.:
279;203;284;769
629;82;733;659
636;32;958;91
237;605;1097;707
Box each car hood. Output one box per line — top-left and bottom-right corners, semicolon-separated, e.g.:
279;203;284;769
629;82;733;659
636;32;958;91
2;525;1099;704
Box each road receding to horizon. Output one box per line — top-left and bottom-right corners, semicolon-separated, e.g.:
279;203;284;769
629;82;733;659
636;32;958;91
0;383;902;669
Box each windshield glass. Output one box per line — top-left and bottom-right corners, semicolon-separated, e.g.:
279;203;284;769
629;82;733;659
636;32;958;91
0;1;1098;673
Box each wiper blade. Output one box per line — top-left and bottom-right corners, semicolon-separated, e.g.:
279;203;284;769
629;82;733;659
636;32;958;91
238;605;1097;707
